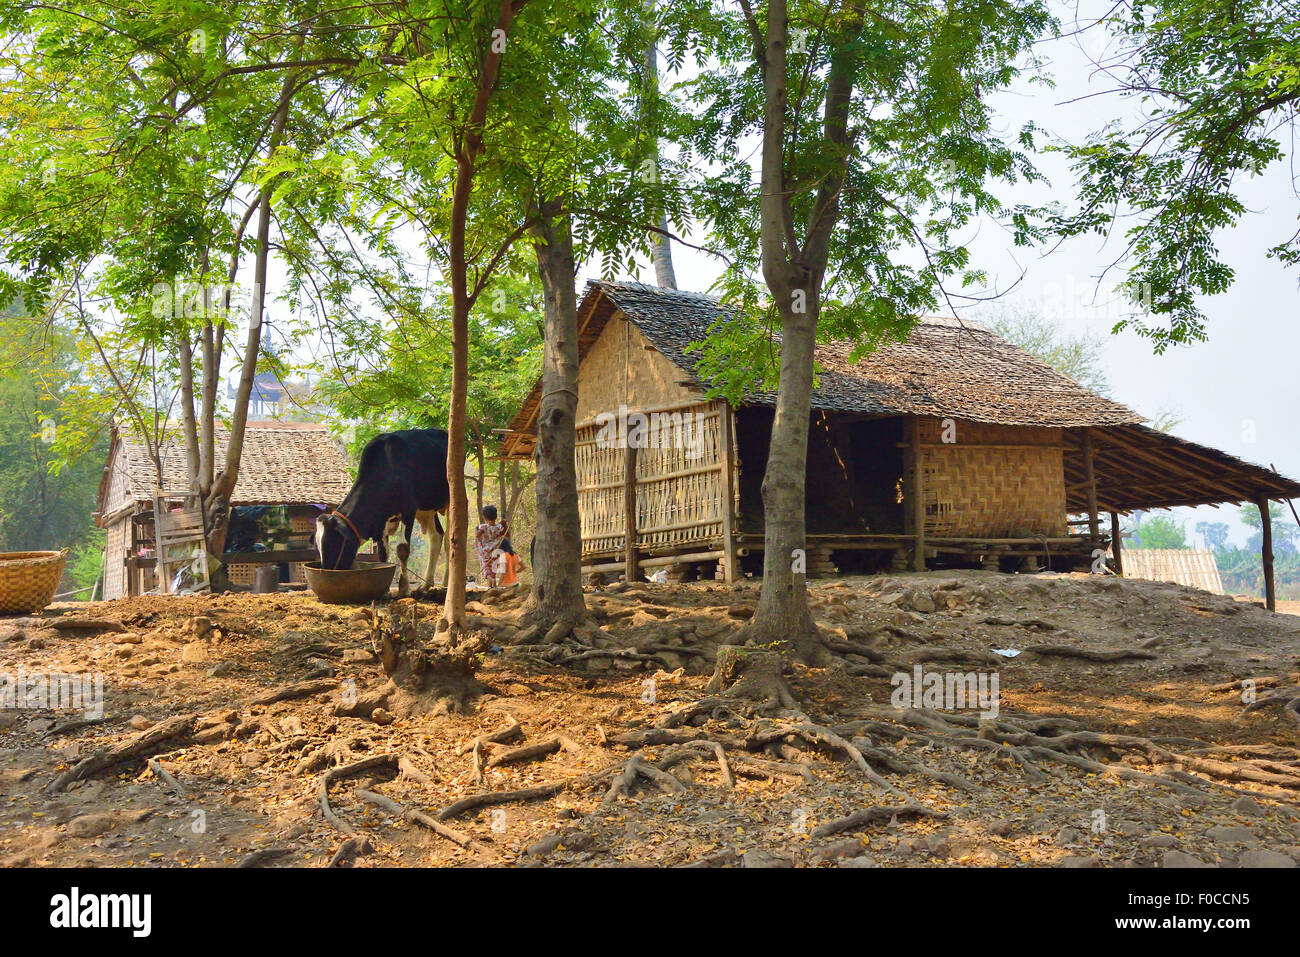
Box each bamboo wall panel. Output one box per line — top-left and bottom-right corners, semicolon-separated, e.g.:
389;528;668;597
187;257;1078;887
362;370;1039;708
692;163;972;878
575;315;701;423
917;417;1066;538
1123;549;1224;594
576;400;726;556
103;447;132;515
103;521;127;600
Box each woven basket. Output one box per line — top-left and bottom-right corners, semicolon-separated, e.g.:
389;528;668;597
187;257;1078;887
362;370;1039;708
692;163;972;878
0;550;69;614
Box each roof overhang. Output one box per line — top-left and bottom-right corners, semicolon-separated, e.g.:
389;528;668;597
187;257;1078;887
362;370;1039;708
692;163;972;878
1064;424;1300;513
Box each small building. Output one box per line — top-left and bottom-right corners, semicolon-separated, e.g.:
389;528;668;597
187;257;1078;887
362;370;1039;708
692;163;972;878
95;422;354;599
502;281;1300;607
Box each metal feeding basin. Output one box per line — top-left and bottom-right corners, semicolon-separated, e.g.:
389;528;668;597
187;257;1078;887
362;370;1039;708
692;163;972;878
302;561;396;604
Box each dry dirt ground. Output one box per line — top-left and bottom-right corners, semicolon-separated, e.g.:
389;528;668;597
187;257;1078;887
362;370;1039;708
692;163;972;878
2;570;1299;869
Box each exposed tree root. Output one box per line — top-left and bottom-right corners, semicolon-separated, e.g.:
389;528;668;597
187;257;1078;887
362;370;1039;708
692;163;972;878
248;679;337;707
457;715;523;755
355;788;497;862
705;645;797;712
435;776;598;822
510;605;598;647
892;648;1006;667
327;837;372;868
811;803;946;839
46;714;199;793
237;848;292;868
820;637;885;661
979;617;1061;631
1021;644;1158;663
1244;687;1300;725
41;617;127;633
146;758;186;795
316;753;398;836
485;736;563;768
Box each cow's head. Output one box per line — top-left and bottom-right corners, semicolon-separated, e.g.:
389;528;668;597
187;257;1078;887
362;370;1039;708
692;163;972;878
316;512;359;571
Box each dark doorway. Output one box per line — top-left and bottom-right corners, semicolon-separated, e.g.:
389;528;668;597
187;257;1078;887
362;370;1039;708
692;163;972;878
733;408;904;536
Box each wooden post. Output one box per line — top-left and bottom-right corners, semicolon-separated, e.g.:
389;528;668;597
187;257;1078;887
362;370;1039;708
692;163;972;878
904;416;926;572
1082;428;1100;545
1256;494;1275;612
718;402;739;583
623;444;638;583
1110;510;1123;577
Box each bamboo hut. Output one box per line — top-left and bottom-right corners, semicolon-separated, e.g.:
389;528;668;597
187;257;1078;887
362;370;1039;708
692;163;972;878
502;282;1300;608
94;422;354;598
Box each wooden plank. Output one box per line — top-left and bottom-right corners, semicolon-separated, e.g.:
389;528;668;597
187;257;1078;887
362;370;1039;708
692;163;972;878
1257;494;1275;612
1110;511;1123;577
718;401;739;583
1082;427;1100;544
904;415;925;571
623;444;638;583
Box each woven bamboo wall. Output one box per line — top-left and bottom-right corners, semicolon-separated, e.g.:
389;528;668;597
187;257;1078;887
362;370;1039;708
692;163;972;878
103;520;128;600
1123;549;1224;594
575;315;701;424
102;445;132;515
917;418;1067;537
225;561;310;587
575;400;727;556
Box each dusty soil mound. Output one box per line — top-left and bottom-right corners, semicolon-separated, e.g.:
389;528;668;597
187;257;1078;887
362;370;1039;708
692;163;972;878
1;571;1298;868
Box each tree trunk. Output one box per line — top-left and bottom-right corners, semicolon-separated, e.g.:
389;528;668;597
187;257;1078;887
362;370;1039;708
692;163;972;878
504;460;534;526
474;429;486;519
496;455;507;521
1257;495;1275;612
443;279;471;634
519;199;587;641
198;318;216;497
643;12;676;290
732;0;861;667
177;332;200;498
748;300;823;662
440;0;522;636
203;70;295;561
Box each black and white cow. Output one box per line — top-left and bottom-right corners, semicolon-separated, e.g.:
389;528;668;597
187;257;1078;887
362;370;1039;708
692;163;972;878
316;428;449;596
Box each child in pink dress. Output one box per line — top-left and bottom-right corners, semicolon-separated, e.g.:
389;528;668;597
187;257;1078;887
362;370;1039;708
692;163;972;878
473;505;510;587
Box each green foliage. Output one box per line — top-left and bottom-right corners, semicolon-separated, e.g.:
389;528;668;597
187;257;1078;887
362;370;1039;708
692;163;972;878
1196;521;1230;551
1053;0;1300;350
1215;547;1300;600
681;0;1055;400
1127;512;1188;549
66;528;106;599
1241;502;1298;556
311;275;543;458
0;309;107;560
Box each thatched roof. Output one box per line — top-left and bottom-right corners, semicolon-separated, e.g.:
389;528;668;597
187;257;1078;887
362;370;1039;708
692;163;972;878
504;281;1142;457
502;281;1300;512
100;422;354;511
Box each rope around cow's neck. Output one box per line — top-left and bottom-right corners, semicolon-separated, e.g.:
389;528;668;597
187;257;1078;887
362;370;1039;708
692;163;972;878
327;508;366;559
